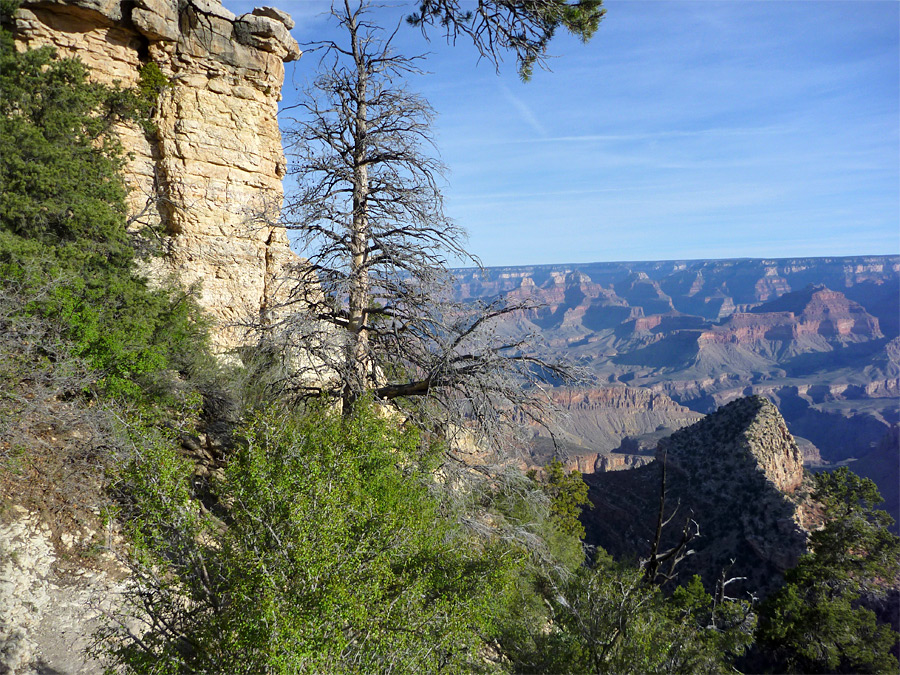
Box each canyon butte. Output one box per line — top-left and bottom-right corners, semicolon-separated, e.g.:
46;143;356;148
582;396;814;598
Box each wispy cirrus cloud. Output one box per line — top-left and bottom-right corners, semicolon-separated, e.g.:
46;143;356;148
254;0;898;265
511;125;790;144
498;82;548;137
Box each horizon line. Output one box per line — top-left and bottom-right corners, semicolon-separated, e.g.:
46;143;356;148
450;252;900;271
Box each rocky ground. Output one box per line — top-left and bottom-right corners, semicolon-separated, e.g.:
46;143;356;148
0;509;126;675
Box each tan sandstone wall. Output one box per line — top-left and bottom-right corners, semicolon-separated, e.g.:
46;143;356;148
13;0;301;348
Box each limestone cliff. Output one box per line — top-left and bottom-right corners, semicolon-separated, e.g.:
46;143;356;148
12;0;301;348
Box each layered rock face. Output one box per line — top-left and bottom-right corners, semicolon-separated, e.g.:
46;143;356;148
699;286;883;345
453;258;899;478
582;395;811;596
13;0;301;348
594;452;654;472
527;386;703;473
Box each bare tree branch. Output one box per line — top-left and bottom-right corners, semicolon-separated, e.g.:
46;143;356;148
252;0;582;452
641;453;699;586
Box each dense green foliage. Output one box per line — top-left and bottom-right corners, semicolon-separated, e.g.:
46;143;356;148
0;16;205;398
529;458;592;539
100;401;521;674
519;561;754;674
754;468;900;673
101;399;764;675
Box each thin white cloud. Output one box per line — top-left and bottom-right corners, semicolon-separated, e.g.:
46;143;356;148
498;82;548;138
451;186;632;203
525;125;788;144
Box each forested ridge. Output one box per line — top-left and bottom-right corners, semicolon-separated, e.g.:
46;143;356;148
0;1;898;672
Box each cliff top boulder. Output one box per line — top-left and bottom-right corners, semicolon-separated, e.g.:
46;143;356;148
18;0;301;61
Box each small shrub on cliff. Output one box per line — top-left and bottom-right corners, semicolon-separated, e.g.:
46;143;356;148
528;458;591;539
134;61;169;134
137;61;169;99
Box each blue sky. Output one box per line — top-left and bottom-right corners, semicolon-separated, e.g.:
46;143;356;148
227;0;899;267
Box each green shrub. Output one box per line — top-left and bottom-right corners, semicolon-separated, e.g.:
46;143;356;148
501;554;754;674
0;18;208;400
753;468;900;673
543;457;592;539
98;401;519;674
137;61;169;103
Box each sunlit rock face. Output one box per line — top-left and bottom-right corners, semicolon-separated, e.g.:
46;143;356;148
698;286;883;346
13;0;301;348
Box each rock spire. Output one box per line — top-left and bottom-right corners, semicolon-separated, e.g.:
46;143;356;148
583;395;811;595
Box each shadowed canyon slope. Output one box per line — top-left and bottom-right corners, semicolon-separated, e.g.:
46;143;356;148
582;396;814;596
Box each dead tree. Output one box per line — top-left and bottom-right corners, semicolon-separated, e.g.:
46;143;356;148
641;452;699;586
264;0;577;448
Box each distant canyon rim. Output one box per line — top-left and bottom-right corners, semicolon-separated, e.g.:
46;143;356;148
451;256;899;523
